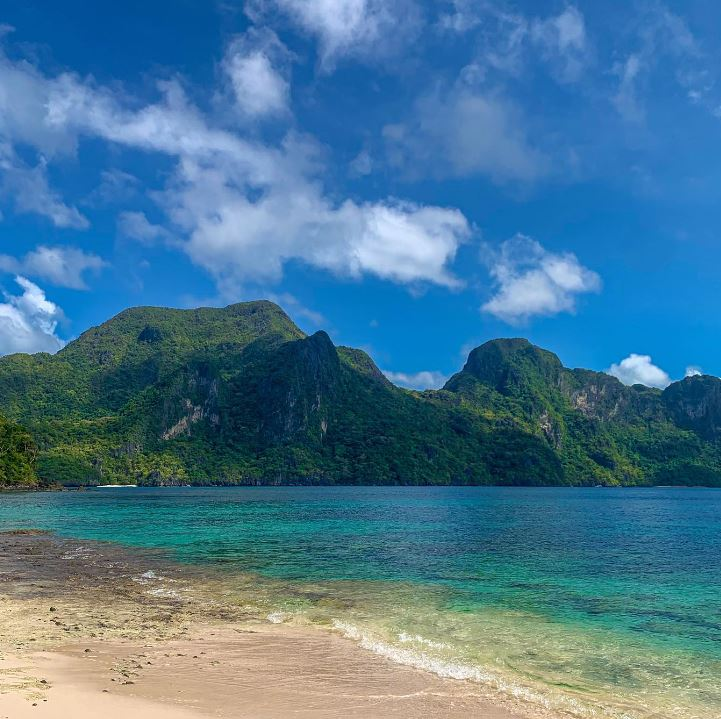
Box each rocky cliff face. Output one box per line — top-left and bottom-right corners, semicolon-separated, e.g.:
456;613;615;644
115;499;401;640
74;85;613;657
161;365;220;440
254;331;341;444
564;370;666;423
663;375;721;439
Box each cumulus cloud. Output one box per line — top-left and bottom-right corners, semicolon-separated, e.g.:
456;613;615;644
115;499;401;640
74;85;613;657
606;354;671;389
0;29;471;296
73;84;468;292
247;0;420;68
0;276;65;355
685;365;702;377
384;85;548;183
222;28;290;118
0;245;106;289
482;235;600;323
169;159;470;293
383;369;447;390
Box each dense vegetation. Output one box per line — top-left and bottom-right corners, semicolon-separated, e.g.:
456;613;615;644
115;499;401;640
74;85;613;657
0;414;39;488
1;301;721;487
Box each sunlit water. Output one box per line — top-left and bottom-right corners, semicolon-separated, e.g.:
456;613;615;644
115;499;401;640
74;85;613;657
1;486;720;718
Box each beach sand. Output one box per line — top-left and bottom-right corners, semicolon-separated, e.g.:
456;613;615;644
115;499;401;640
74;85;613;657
0;531;542;719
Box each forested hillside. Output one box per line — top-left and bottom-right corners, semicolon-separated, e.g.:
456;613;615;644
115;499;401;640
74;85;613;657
1;301;720;487
0;414;39;488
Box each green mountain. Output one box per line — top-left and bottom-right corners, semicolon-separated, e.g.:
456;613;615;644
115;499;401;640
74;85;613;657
442;338;721;486
1;301;721;487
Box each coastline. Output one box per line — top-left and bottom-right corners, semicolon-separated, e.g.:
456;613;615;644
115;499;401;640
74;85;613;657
0;530;543;719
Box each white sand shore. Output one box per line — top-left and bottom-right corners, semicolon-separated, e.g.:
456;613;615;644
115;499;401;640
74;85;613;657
0;531;542;719
0;627;530;719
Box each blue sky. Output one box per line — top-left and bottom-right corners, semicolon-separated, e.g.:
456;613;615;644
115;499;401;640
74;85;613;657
1;0;720;389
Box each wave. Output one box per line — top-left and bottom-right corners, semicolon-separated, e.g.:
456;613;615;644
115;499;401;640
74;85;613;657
330;619;636;719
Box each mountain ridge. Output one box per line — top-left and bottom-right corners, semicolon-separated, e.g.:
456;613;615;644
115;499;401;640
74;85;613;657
2;300;721;488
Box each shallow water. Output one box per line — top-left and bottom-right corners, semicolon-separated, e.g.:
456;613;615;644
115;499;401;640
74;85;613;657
1;486;720;718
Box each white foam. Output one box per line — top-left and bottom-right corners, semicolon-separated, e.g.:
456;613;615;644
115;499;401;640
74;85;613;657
397;631;448;650
334;620;496;683
133;569;171;584
60;546;93;560
267;611;289;624
146;587;183;600
331;620;604;717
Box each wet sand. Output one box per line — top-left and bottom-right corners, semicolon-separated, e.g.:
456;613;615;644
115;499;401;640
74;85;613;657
0;531;543;719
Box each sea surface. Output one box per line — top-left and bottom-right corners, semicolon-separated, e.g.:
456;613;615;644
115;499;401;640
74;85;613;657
1;486;719;719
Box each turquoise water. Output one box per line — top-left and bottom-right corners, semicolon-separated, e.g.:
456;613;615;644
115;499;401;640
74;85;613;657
1;486;720;718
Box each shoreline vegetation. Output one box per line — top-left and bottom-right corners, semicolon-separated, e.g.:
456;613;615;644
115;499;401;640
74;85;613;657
0;530;537;719
2;484;717;495
2;299;721;490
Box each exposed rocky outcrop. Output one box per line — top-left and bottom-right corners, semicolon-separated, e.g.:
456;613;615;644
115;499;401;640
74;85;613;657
162;369;220;440
664;374;721;439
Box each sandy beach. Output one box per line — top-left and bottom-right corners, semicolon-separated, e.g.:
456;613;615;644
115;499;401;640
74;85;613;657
0;530;541;719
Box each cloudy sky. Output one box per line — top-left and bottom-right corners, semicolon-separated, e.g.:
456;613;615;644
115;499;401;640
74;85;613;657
0;0;719;389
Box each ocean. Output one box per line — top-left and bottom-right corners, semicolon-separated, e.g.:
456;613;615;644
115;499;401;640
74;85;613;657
1;486;719;719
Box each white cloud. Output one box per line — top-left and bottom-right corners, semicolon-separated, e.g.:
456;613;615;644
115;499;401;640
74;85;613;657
349;148;372;176
0;245;106;289
0;47;87;227
641;4;698;58
117;211;170;244
482;235;600;323
222;28;290;118
606;354;671;389
0;276;65;355
479;11;530;76
43;76;263;162
438;0;483;34
530;6;587;83
607;359;710;388
613;54;644;123
611;5;704;122
88;168;139;205
247;0;419;68
539;7;586;53
266;292;325;326
438;4;588;82
169;154;470;293
0;33;471;296
385;84;548;183
383;369;447;390
0;143;88;228
0;50;77;156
